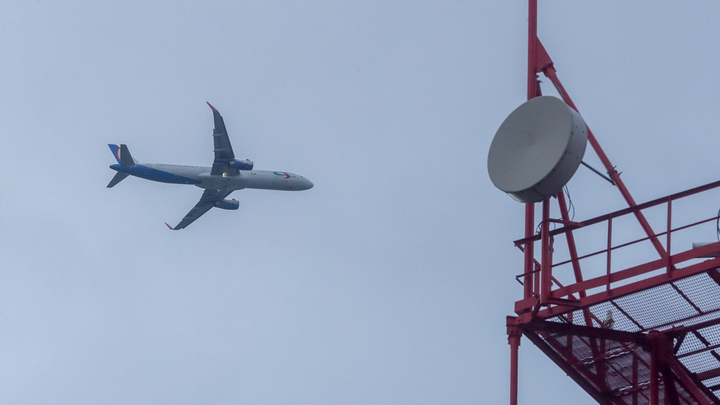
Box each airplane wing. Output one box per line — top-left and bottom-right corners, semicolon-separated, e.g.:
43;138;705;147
207;102;239;177
166;188;233;230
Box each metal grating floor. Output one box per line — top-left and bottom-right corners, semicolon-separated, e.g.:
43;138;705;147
532;269;720;404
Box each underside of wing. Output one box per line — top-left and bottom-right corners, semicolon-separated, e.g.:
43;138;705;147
207;102;239;177
167;188;233;230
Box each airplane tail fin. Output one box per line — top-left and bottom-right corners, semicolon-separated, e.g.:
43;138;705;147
107;144;137;188
108;144;137;166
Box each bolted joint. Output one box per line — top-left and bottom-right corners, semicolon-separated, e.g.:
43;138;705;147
507;316;523;344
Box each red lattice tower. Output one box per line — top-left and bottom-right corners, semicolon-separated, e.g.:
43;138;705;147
505;2;720;404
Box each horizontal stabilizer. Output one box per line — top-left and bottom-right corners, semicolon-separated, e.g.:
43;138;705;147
107;172;129;188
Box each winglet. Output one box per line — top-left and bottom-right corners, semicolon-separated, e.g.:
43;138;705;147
206;102;216;111
165;222;175;230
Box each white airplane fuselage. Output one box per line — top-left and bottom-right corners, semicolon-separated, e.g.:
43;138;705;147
110;162;313;192
107;102;312;230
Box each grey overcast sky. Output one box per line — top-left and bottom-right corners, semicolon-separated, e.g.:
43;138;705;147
0;1;719;404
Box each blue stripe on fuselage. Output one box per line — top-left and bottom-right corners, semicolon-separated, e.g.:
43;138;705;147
110;164;201;185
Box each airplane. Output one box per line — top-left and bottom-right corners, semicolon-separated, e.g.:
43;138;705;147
107;102;313;230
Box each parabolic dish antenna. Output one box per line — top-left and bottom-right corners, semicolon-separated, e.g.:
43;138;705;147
488;96;588;203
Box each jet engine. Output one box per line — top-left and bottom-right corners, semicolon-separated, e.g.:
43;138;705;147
214;198;240;210
230;159;254;170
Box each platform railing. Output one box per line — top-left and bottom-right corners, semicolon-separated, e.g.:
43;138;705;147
512;178;720;322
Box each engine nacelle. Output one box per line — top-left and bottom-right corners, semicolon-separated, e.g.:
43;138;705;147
230;159;254;171
214;198;239;210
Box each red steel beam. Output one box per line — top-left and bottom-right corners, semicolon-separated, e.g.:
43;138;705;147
556;192;586;303
522;330;614;405
696;367;720;382
661;362;681;405
677;343;720;359
521;320;720;404
550;247;720;301
667;314;720;338
523;0;539;303
529;38;667;264
549;215;719;270
521;317;655;395
665;354;718;405
633;356;640;405
542;64;668;263
540;199;552;304
511;1;539;403
523;204;534;300
650;307;720;335
508;317;522;405
527;0;538;101
514;179;720;247
517;260;720;323
514;248;720;315
650;342;659;405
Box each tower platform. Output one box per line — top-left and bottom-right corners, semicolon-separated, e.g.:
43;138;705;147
508;179;720;405
504;3;720;404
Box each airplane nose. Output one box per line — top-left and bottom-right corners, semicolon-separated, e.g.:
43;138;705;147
304;178;314;190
